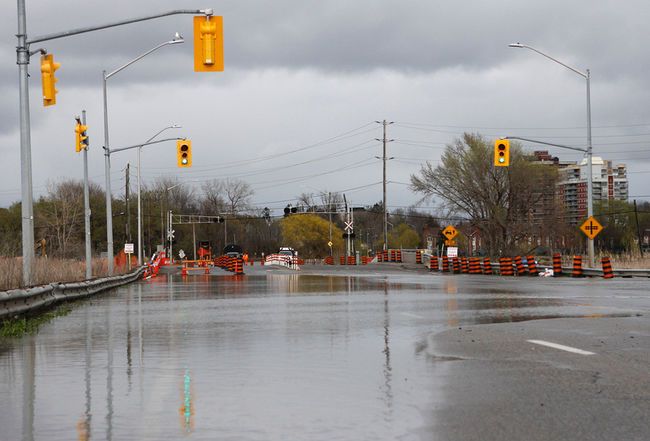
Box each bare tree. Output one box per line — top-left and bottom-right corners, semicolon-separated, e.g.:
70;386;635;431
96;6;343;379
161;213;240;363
37;180;84;257
200;179;227;214
223;178;254;214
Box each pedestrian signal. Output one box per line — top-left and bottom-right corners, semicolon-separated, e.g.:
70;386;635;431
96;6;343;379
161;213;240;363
177;140;192;167
494;139;510;167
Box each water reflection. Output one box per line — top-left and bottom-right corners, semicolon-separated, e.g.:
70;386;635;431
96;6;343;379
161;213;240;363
2;270;637;440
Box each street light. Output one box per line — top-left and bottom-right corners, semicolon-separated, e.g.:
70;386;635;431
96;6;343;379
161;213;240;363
508;42;595;267
103;33;184;275
137;124;181;265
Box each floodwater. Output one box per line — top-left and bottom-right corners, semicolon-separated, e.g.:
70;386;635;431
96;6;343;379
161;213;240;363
0;266;641;441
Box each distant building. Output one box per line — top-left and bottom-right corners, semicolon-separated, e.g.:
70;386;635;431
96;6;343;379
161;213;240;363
547;154;628;224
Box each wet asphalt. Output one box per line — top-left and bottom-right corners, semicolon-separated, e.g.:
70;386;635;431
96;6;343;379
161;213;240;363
0;263;648;440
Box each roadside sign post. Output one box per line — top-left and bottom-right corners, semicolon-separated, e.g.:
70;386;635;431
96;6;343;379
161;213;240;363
124;243;134;270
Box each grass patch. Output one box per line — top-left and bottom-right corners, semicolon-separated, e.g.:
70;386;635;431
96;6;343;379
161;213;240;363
0;304;73;338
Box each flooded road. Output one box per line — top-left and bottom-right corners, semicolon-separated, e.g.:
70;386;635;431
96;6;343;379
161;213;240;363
1;266;648;440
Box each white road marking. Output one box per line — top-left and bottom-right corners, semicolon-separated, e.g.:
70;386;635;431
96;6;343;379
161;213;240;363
401;312;425;319
527;339;595;356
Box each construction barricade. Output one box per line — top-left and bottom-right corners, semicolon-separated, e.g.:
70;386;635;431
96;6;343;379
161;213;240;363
442;256;449;272
430;256;439;271
483;257;492;275
499;257;514;276
460;257;469;274
469;257;481;274
452;257;461;273
552;253;563;277
514;256;527;276
602;257;614;279
415;250;422;264
572;255;583;277
527;255;538;276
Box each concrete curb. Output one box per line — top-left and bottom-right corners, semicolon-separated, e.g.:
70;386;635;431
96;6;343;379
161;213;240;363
0;267;145;320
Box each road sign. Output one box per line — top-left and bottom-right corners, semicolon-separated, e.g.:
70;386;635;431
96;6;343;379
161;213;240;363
178;249;186;259
444;239;457;247
344;221;354;232
442;225;458;240
124;243;134;254
580;216;603;240
327;241;333;247
446;247;458;258
167;229;175;240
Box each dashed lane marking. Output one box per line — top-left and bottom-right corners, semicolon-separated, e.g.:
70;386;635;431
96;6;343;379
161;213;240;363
527;339;596;356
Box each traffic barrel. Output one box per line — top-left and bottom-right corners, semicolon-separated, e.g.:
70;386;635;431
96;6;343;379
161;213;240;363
469;257;481;274
500;257;514;276
552;253;562;277
601;257;614;279
527;255;538;276
378;252;383;262
572;255;583;277
514;256;527;276
483;257;493;275
441;256;449;272
460;257;469;273
383;250;388;262
181;266;188;276
430;256;439;271
452;257;460;273
235;258;244;275
415;250;422;264
340;256;345;265
390;249;396;262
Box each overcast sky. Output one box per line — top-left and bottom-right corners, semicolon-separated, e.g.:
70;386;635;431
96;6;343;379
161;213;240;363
1;0;649;215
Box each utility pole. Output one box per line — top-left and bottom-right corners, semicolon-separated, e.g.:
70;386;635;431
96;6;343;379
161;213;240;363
125;164;131;243
375;120;394;251
634;200;644;257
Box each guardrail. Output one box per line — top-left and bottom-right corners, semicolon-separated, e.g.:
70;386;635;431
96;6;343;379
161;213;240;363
0;267;145;320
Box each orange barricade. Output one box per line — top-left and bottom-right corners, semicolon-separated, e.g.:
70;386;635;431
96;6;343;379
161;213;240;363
461;257;469;274
415;250;422;264
483;257;492;275
430;256;439;271
527;255;538;276
452;257;460;273
552;253;562;277
572;255;583;277
514;256;526;276
602;257;614;279
441;256;449;272
396;250;402;263
469;257;481;274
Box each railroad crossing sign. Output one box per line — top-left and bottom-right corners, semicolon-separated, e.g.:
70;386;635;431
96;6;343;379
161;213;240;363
442;225;458;241
344;221;354;232
580;216;603;240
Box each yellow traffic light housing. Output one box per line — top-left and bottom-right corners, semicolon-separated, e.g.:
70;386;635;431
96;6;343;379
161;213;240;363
193;15;224;72
40;54;60;107
75;122;88;152
494;139;510;167
177;140;192;167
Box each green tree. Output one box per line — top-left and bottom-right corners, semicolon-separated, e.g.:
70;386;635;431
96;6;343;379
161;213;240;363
388;223;420;248
280;214;344;258
410;133;558;255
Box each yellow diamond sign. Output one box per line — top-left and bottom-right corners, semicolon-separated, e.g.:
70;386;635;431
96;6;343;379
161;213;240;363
580;216;603;240
442;225;458;241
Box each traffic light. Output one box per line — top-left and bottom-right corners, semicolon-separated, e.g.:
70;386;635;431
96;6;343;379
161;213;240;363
75;121;89;152
177;140;192;167
494;139;510;167
193;15;224;72
40;54;60;107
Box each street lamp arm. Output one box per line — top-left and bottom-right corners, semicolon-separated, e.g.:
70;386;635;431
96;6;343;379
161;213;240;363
106;38;183;79
27;9;207;45
111;137;185;154
504;136;587;153
509;43;587;78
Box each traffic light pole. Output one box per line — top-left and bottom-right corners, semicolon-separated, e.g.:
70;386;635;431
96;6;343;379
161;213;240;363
16;5;211;284
82;110;92;280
